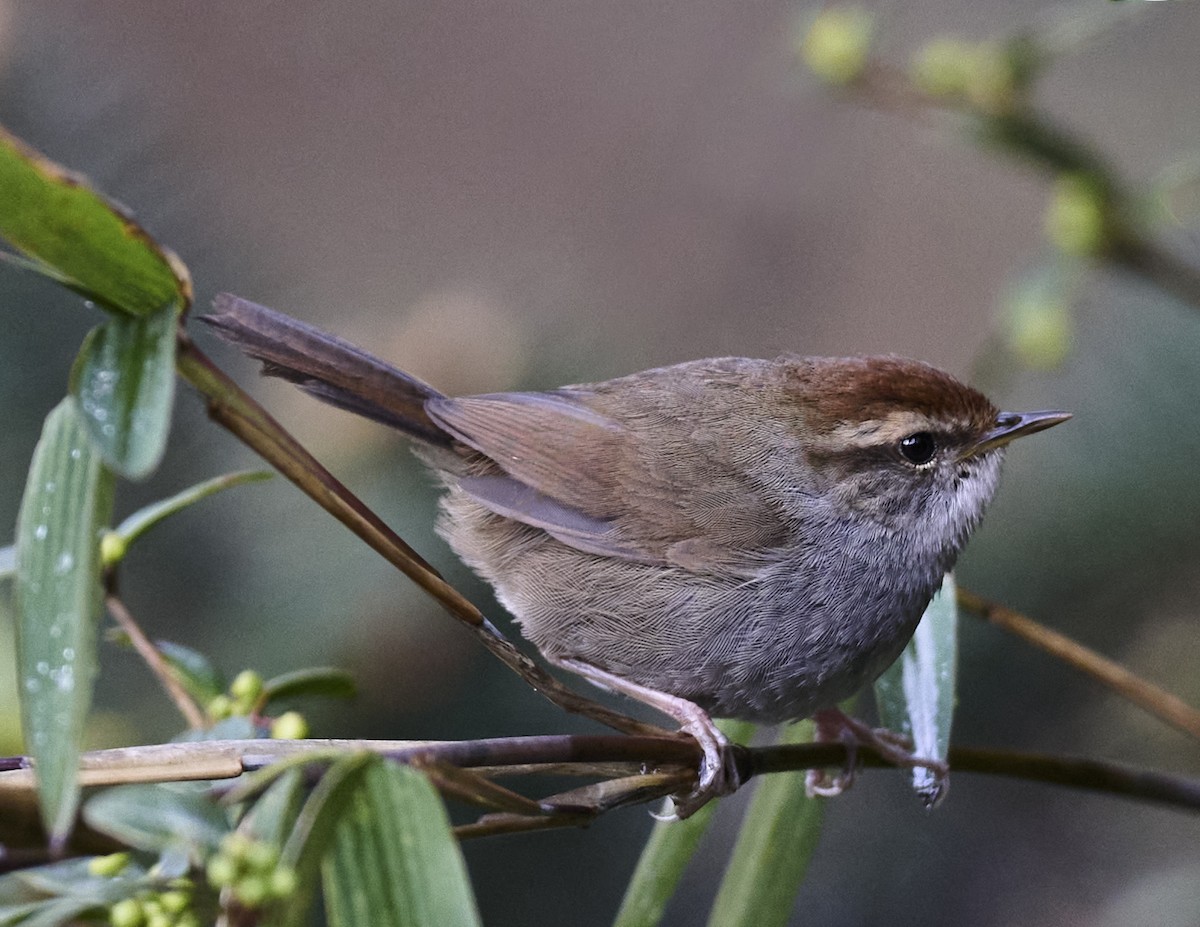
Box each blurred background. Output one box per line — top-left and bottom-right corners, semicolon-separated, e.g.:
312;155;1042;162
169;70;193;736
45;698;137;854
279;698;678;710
1;0;1199;923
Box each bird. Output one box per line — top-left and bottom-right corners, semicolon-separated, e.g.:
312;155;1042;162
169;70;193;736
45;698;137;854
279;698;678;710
202;293;1069;813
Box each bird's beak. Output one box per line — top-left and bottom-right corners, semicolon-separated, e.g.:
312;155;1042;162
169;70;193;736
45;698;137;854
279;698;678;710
963;410;1072;459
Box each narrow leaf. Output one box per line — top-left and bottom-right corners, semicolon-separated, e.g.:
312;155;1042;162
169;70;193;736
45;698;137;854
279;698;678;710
323;761;481;927
707;721;824;927
614;718;756;927
273;752;377;926
14;398;115;845
4;896;99;927
242;768;304;847
154;640;226;707
14;857;146;903
69;303;180;479
0;901;44;924
875;572;958;804
83;784;229;855
262;667;357;708
111;470;273;552
0;126;188;316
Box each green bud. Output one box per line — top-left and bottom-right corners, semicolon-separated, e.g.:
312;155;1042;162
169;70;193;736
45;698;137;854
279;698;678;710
234;875;270;908
1005;280;1074;369
910;37;975;98
1046;174;1109;256
964;42;1017;112
205;853;238;888
158;890;190;915
206;694;234;722
99;531;128;568
146;912;171;927
108;898;144;927
801;7;874;85
270;711;309;740
140;898;164;919
87;851;131;877
268;865;299;899
243;840;280;874
229;669;264;711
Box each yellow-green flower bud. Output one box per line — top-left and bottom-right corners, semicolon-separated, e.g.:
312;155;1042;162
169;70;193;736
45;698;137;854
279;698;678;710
205;853;238;888
206;694;234;722
801;7;874;85
158;890;190;915
108;898;144;927
910;37;975;98
268;866;299;899
1046;174;1109;256
99;531;128;568
234;875;269;908
229;669;264;713
270;711;309;740
964;42;1017;112
87;851;130;877
1005;281;1074;369
243;840;280;874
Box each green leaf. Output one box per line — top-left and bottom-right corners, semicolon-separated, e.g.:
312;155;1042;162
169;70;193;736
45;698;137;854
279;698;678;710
242;768;305;848
69;303;181;479
614;718;756;927
323;761;481;927
2;896;100;927
109;470;273;556
13;857;146;904
874;572;958;804
272;752;378;927
0;127;187;317
154;640;226;707
14;398;115;846
262;667;357;708
707;720;824;927
82;784;230;856
0;901;45;925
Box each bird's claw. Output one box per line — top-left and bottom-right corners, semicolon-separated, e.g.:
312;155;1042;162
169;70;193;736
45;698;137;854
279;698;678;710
805;708;950;801
670;719;740;818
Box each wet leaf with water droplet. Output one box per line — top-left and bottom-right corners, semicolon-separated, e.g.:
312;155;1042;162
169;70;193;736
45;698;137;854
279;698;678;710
14;398;115;847
875;572;959;806
69;301;180;480
0;126;189;316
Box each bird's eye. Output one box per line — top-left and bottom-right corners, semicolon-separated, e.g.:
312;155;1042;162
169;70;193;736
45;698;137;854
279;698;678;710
898;432;937;466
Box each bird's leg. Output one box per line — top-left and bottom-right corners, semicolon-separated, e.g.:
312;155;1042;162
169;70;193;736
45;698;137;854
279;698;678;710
805;708;949;798
555;658;739;817
805;708;862;797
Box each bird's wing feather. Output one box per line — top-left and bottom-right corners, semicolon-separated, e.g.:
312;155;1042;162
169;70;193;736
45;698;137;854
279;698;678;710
426;386;792;570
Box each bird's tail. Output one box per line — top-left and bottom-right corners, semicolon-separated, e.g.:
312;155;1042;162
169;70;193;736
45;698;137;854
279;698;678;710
201;293;453;448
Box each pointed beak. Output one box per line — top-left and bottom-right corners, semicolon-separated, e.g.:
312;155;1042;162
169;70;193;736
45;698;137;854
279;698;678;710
963;410;1072;459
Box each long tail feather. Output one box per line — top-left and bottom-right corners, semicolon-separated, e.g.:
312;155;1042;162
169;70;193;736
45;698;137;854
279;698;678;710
201;293;453;447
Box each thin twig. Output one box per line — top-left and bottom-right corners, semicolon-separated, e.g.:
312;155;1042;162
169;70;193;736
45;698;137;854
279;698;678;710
958;588;1200;741
174;334;665;739
1;736;1197;817
105;592;207;731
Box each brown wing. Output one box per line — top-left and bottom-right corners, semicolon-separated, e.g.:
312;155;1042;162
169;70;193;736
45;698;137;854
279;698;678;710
425;368;794;571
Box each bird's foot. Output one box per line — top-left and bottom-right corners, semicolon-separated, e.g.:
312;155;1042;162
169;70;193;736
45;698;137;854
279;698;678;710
805;708;949;799
555;658;740;819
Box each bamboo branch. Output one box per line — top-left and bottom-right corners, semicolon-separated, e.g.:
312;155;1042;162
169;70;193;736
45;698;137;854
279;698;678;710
1;736;1196;821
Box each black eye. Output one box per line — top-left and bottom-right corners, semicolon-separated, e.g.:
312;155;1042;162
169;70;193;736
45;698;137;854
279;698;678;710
898;432;937;466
